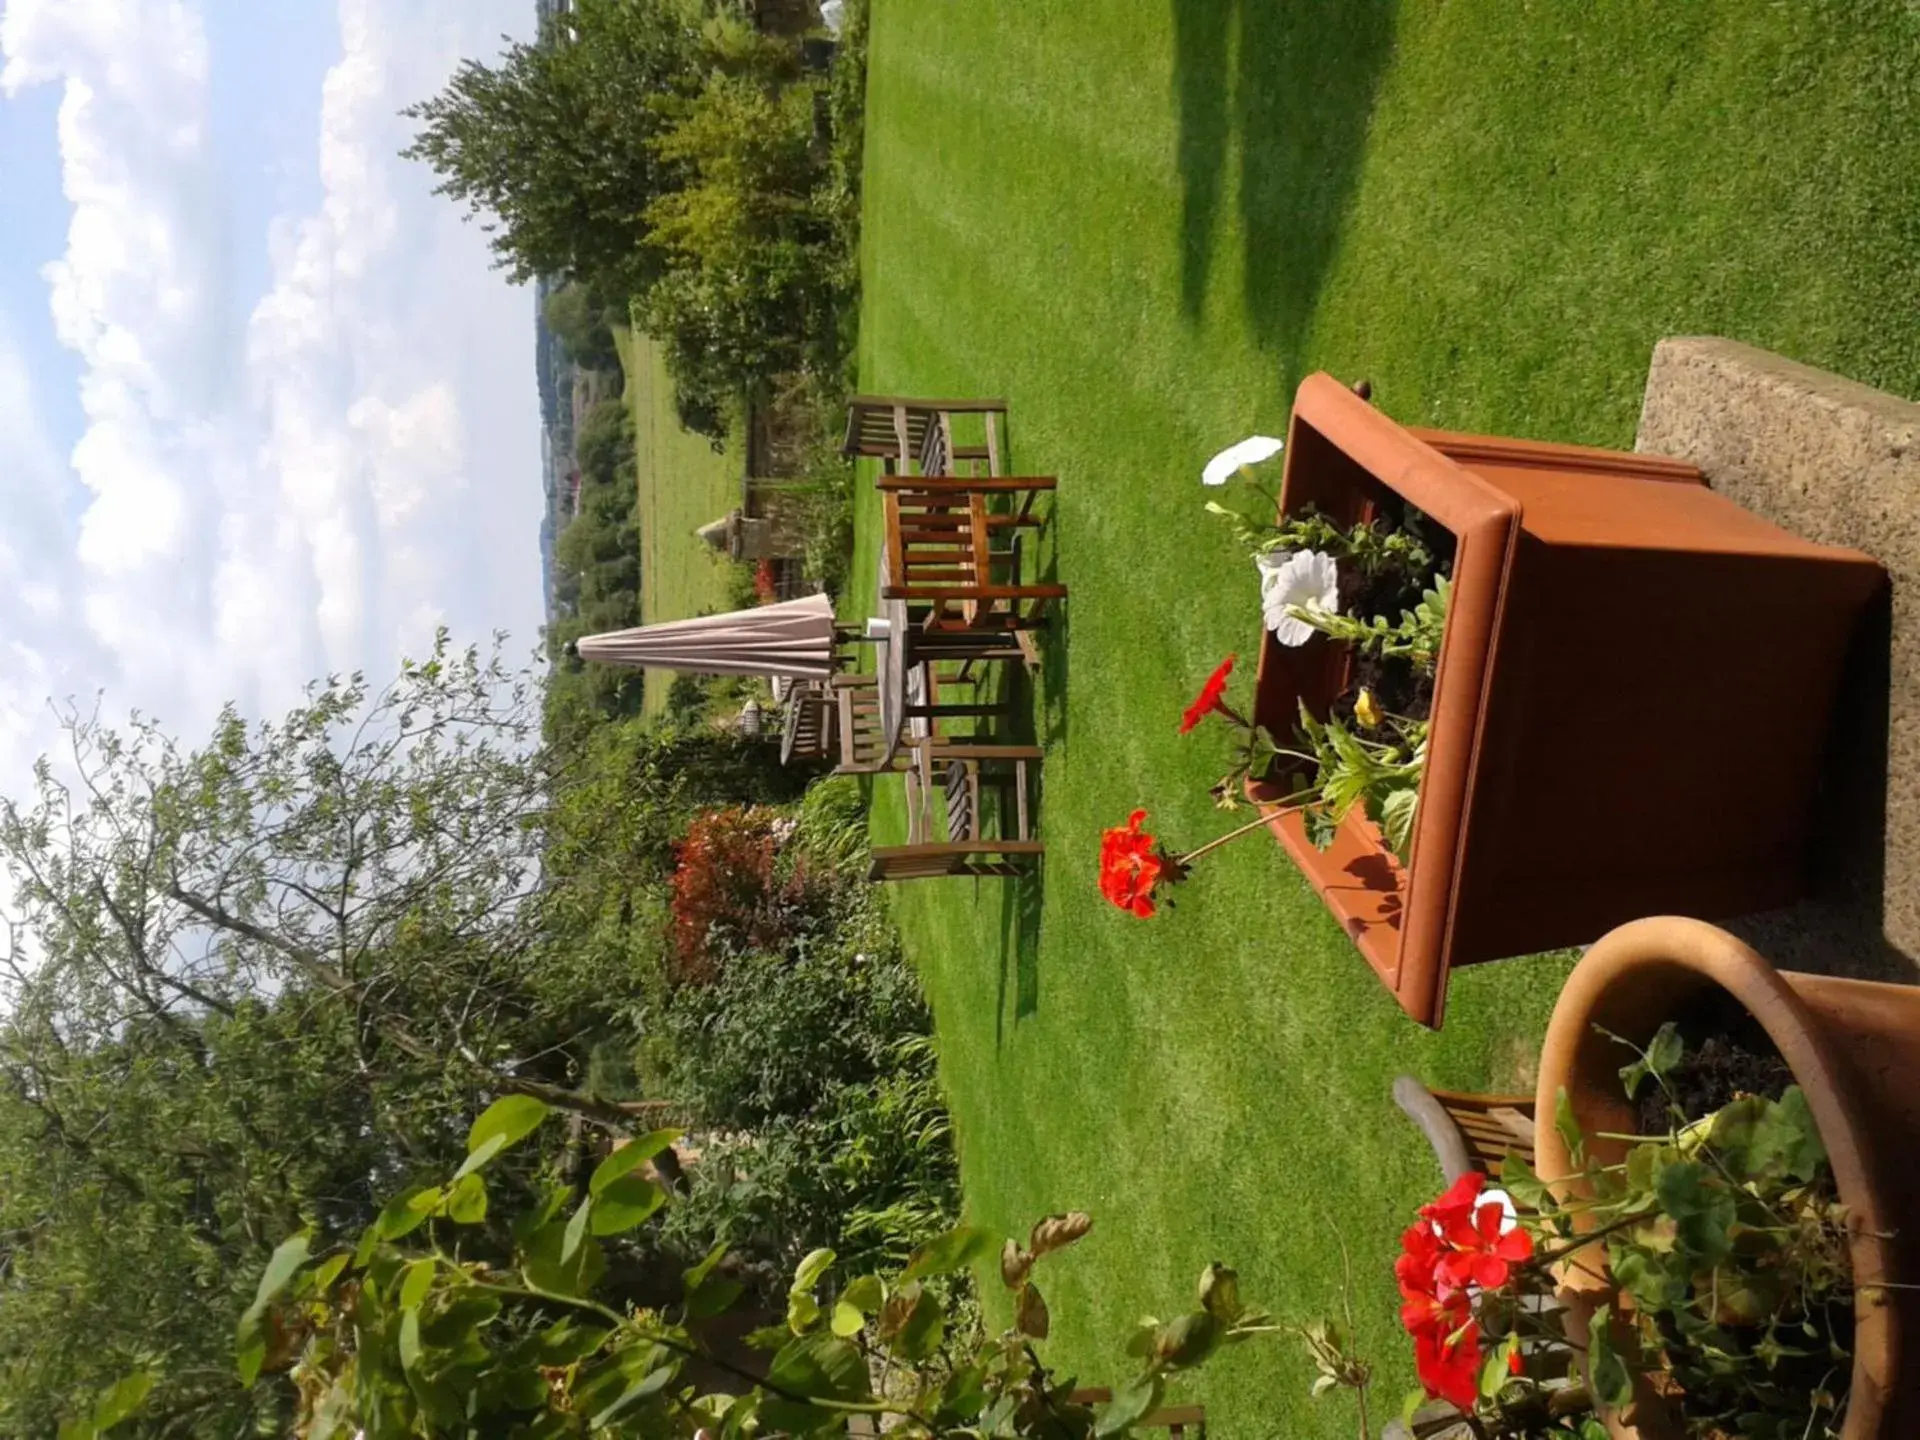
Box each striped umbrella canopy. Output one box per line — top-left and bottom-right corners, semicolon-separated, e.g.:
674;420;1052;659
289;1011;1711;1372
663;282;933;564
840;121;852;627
575;593;837;681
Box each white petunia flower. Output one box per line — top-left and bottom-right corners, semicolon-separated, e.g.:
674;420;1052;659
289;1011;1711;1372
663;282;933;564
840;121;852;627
1257;549;1340;645
1202;434;1284;486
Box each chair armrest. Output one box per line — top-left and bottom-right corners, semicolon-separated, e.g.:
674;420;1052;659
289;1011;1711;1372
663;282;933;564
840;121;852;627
1392;1075;1475;1184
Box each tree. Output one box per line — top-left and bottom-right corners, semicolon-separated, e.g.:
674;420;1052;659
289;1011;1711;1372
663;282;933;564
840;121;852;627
401;0;705;294
543;280;625;374
0;639;804;1430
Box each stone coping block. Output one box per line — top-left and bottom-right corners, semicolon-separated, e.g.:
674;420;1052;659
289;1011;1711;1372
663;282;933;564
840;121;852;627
1637;336;1919;982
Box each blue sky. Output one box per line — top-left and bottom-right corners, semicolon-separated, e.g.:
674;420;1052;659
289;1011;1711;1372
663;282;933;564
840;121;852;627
0;0;544;826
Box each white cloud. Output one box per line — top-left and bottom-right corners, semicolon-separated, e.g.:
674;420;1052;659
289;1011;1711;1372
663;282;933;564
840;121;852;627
0;0;541;792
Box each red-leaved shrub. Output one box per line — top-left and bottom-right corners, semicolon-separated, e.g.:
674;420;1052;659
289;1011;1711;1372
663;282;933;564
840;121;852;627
668;807;818;984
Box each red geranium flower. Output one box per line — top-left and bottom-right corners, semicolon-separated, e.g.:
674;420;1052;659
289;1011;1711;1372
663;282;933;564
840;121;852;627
1420;1171;1486;1231
1395;1219;1447;1303
1414;1311;1484;1411
1179;655;1237;734
1436;1196;1533;1293
1099;810;1164;917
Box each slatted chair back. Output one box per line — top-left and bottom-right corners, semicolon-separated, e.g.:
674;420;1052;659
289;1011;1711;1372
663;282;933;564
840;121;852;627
831;674;904;774
782;681;834;762
882;490;1065;632
1068;1391;1205;1440
1393;1075;1537;1184
842;396;1008;473
1431;1086;1538;1175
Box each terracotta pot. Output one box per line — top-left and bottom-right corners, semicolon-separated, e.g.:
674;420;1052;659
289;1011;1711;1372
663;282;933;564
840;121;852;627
1248;375;1884;1026
1532;916;1920;1439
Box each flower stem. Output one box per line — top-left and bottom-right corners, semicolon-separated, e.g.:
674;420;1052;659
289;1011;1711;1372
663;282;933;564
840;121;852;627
1175;796;1311;865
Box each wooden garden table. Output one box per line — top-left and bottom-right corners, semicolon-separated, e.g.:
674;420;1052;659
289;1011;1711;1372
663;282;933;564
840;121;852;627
873;546;1021;763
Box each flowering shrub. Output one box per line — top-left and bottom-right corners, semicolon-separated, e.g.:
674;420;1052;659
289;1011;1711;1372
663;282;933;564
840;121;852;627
668;806;817;982
754;555;779;603
1296;1025;1854;1440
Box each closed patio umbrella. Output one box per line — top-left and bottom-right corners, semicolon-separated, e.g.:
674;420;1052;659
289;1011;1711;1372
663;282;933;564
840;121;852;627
574;593;838;681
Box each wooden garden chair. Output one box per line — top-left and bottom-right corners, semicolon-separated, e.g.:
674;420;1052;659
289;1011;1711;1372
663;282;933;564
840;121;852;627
1392;1075;1538;1184
831;674;910;775
882;489;1066;635
869;740;1041;883
780;680;835;764
842;395;1007;474
1068;1390;1205;1439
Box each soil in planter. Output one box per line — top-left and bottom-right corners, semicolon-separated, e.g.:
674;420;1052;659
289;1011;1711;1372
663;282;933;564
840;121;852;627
1324;491;1454;729
1633;988;1796;1134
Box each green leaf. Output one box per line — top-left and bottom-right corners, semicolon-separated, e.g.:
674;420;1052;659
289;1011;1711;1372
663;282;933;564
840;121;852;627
399;1258;436;1310
1498;1151;1555;1211
1619;1021;1684;1100
375;1185;437;1241
1652;1157;1737;1265
590;1128;683;1195
589;1174;664;1235
687;1276;745;1320
235;1322;266;1388
309;1253;351;1295
786;1288;822;1335
830;1275;884;1335
561;1196;592;1264
466;1094;550;1156
57;1419;95;1440
250;1233;311;1316
893;1287;946;1361
900;1225;994;1282
1720;1085;1827;1183
1585;1304;1634;1407
589;1356;677;1428
830;1300;866;1337
523;1217;606;1298
684;1242;729;1294
1478;1335;1517;1398
446;1171;488;1224
398;1308;425;1375
1094;1373;1163;1437
536;1319;613;1366
842;1274;884;1313
452;1131;508;1182
91;1372;153;1432
1554;1086;1586;1167
792;1247;836;1293
768;1331;870;1404
1378;785;1418;860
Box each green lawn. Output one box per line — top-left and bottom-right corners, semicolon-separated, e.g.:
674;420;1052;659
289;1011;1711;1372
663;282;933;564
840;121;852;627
614;321;746;715
851;2;1920;1432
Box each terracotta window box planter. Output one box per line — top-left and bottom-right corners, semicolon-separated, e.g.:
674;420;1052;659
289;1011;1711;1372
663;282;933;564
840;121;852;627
1533;917;1920;1438
1248;375;1885;1027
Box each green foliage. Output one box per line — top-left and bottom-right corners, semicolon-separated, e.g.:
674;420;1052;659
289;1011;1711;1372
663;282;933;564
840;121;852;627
1416;1030;1852;1440
0;641;831;1432
1285;702;1429;861
1290;575;1451;672
401;0;705;294
546;399;645;740
408;0;865;440
647;910;959;1274
231;1107;1268;1440
543;280;626;375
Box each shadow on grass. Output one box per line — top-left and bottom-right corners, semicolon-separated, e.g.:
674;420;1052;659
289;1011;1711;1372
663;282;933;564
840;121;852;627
995;864;1046;1046
1171;0;1399;367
